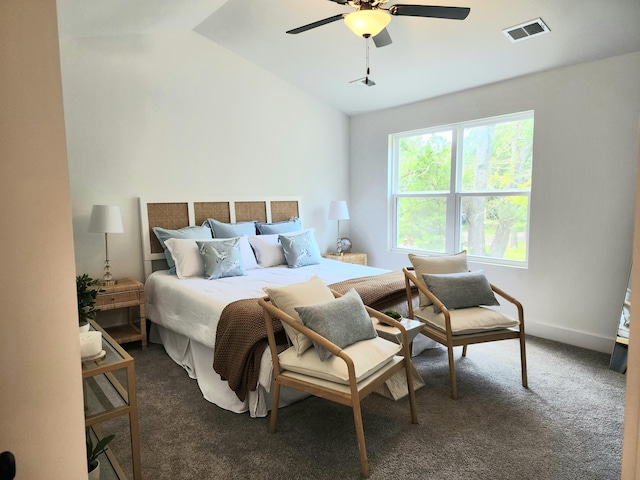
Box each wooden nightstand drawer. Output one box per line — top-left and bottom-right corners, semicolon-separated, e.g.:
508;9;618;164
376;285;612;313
96;290;140;309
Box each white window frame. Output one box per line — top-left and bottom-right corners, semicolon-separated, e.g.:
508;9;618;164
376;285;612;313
388;111;533;267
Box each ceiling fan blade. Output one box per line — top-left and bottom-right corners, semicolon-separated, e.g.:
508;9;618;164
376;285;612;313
389;5;470;20
327;0;349;4
286;14;346;34
373;28;392;47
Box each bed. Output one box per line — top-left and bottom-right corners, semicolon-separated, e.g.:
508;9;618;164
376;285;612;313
139;197;421;417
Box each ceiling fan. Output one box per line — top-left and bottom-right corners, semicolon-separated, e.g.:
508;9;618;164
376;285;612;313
286;0;470;48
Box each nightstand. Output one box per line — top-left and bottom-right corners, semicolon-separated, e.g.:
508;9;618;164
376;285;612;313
321;252;367;266
94;278;147;349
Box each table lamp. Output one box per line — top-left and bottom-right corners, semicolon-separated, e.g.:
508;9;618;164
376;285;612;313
328;200;350;255
89;205;123;286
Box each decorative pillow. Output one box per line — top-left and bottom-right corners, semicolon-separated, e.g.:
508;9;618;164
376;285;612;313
264;276;335;355
295;288;378;362
256;217;302;235
164;238;205;279
409;252;468;308
153;226;212;274
279;228;321;268
248;234;286;267
237;235;258;270
422;270;499;313
203;218;256;238
196;238;245;280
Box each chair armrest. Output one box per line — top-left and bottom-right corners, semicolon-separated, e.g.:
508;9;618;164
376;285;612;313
490;284;525;325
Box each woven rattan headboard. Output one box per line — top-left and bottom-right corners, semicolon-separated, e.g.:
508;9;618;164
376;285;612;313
139;197;300;278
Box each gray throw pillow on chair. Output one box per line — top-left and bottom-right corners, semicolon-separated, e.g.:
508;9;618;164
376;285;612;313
422;270;500;314
295;288;377;362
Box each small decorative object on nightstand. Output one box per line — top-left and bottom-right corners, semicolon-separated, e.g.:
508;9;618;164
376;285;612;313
93;278;147;349
322;252;367;266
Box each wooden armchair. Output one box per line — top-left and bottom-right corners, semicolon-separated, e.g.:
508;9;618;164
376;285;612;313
403;253;527;400
259;284;418;479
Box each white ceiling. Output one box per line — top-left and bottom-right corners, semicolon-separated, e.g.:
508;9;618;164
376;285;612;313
57;0;640;116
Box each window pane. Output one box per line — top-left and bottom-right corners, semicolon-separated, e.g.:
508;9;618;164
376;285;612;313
460;195;528;261
398;131;452;193
397;197;447;252
461;118;533;192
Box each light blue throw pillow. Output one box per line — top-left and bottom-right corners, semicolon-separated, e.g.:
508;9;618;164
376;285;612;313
203;218;256;238
295;288;377;362
153;225;212;274
196;238;245;280
422;270;500;313
279;229;321;268
256;217;301;234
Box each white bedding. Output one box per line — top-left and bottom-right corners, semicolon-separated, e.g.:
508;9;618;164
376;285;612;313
145;258;390;416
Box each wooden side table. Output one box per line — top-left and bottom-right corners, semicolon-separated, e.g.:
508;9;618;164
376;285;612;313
321;252;367;266
374;318;425;400
94;278;147;349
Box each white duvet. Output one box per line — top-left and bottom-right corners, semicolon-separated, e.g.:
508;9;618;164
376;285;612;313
145;258;389;350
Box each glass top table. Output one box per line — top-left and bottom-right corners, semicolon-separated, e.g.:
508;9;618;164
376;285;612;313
82;320;141;480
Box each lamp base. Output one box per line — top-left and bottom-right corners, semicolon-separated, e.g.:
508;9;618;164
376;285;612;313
99;279;116;286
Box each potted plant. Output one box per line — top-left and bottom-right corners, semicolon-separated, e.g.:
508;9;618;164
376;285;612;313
77;274;101;332
380;309;402;320
86;428;115;479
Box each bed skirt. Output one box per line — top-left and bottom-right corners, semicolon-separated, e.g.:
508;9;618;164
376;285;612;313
149;323;310;418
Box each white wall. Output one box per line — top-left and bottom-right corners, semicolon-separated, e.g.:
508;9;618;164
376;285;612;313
0;1;86;477
350;51;640;353
60;31;350;282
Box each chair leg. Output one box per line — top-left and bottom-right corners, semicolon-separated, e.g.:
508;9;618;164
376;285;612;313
519;335;528;389
447;345;458;399
462;344;468;357
351;401;370;478
269;381;281;434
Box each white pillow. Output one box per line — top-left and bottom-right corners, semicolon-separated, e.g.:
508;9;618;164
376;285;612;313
166;236;257;278
249;230;307;268
164;238;206;279
238;235;258;270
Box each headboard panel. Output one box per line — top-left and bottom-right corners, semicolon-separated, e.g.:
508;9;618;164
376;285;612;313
139;197;301;279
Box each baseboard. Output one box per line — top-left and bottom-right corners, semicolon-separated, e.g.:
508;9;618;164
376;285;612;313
526;320;615;354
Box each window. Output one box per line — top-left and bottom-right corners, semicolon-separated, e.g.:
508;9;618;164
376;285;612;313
389;111;534;266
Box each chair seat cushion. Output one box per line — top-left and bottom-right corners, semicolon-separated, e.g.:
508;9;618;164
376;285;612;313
278;336;401;385
415;305;519;335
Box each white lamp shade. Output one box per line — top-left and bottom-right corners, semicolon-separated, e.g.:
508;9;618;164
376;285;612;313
328;201;350;221
344;9;391;38
89;205;123;234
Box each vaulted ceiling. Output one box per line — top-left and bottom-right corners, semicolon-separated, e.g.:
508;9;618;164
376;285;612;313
57;0;640;115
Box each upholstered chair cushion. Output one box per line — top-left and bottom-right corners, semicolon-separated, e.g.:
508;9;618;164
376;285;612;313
415;305;519;335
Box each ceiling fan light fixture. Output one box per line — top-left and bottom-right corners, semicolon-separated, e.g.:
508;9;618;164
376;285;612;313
344;9;391;38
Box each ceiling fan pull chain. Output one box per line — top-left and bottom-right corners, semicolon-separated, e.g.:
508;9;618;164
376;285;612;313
365;36;371;84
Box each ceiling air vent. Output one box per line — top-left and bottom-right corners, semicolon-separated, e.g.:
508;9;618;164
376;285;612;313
503;18;550;43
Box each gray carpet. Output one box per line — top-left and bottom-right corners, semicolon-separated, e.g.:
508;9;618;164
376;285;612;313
105;336;626;479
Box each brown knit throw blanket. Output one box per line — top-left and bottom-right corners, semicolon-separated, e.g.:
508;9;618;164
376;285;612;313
212;271;409;401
